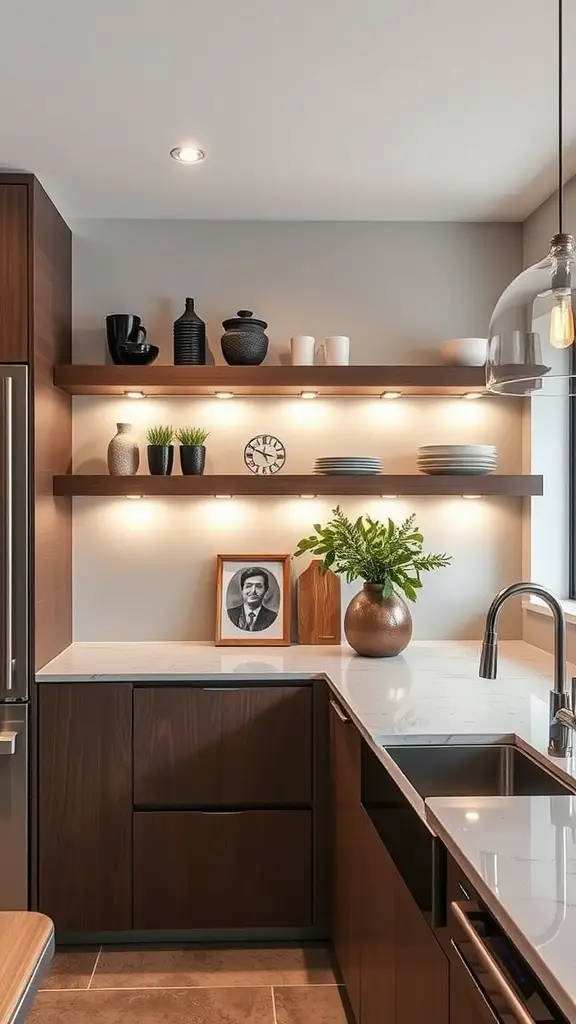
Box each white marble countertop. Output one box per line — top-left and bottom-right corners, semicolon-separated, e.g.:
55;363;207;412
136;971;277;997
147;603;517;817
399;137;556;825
427;796;576;1022
37;638;576;781
37;638;576;1015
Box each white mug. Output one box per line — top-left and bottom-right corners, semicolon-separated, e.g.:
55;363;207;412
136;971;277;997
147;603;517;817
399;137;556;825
323;336;350;366
290;335;316;365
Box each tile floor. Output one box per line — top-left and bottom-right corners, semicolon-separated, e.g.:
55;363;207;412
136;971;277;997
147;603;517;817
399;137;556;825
30;944;351;1023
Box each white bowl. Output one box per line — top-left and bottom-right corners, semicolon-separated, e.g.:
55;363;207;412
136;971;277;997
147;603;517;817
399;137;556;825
440;338;488;366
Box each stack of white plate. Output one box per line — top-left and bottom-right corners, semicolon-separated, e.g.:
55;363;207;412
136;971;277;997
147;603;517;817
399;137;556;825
417;445;497;476
314;457;383;476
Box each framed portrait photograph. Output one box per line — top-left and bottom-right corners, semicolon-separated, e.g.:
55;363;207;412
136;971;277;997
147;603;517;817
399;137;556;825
215;555;291;646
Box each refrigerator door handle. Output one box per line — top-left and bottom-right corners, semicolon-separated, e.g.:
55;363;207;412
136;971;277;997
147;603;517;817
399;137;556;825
0;377;13;692
0;731;17;755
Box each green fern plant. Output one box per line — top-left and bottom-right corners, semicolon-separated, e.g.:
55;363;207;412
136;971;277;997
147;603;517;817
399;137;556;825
294;505;451;601
146;425;174;446
176;426;210;446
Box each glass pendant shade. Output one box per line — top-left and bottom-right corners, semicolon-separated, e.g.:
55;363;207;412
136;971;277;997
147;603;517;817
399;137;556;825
486;233;576;396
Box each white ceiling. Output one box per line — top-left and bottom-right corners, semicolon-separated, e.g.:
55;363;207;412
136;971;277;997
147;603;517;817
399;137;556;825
0;0;572;221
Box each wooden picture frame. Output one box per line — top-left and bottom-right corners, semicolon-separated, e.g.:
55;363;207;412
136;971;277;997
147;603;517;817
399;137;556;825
215;554;291;646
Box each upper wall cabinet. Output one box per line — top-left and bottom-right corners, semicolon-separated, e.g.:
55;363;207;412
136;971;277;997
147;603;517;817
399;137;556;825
0;175;72;368
0;174;73;671
0;184;29;361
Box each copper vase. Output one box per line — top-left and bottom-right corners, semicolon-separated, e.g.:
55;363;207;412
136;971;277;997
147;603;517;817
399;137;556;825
344;584;412;657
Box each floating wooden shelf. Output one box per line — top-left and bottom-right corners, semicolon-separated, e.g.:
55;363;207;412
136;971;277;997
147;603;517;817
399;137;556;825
53;474;543;498
54;365;490;397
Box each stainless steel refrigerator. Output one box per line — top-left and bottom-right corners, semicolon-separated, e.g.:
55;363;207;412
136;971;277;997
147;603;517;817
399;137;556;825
0;365;29;909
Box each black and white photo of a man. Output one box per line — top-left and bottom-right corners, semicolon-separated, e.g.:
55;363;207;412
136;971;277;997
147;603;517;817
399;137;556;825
227;567;279;632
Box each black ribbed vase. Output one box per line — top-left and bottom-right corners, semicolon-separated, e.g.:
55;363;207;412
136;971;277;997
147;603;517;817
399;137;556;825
173;297;206;365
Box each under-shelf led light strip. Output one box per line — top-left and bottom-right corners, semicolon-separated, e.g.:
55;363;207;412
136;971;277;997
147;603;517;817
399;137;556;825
122;389;485;400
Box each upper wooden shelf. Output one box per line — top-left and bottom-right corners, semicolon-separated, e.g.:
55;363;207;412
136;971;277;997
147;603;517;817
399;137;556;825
53;474;543;498
53;365;489;397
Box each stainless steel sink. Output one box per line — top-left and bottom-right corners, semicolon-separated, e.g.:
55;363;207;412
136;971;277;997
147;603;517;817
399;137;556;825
383;743;575;798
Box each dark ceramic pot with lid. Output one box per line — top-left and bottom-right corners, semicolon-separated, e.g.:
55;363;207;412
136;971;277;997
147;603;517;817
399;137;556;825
221;310;269;366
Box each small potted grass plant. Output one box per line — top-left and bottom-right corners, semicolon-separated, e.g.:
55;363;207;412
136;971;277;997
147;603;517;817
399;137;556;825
176;426;210;475
146;425;174;475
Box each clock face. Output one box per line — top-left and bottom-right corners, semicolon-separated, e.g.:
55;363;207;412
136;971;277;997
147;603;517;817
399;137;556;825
244;435;286;475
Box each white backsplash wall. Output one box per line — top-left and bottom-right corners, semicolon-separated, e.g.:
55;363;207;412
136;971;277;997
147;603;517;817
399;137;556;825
72;395;524;641
71;217;525;643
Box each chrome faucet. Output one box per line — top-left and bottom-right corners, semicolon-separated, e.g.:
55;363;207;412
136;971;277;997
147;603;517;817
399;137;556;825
479;583;575;758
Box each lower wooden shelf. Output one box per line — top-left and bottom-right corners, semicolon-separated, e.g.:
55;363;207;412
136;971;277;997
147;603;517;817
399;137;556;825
53;474;543;497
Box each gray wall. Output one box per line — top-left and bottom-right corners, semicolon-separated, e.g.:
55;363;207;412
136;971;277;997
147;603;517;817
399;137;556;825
523;177;576;267
72;220;522;365
71;218;525;642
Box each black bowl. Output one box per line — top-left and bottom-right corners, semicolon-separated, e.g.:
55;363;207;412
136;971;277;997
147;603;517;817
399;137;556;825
116;342;159;366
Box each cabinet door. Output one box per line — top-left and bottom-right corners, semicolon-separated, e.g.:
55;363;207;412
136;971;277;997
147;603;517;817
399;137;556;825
330;698;362;1022
133;685;312;806
0;185;29;361
133;809;312;929
359;810;395;1024
394;874;449;1024
450;959;490;1024
38;684;133;932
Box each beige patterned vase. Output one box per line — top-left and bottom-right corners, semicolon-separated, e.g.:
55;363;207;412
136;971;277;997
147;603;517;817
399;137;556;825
107;422;140;476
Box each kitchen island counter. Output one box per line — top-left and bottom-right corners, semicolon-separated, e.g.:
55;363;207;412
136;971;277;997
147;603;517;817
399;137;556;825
428;795;576;1023
0;912;53;1023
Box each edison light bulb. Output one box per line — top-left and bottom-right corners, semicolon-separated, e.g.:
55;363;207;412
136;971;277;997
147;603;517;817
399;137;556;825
550;291;575;349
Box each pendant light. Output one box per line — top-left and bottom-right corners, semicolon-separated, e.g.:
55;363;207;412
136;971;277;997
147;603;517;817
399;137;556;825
486;0;576;396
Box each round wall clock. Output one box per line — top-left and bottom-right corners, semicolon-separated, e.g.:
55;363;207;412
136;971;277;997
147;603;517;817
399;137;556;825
244;434;286;475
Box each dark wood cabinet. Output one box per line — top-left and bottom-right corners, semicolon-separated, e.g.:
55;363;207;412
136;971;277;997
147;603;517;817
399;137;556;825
329;708;449;1024
0;184;29;362
133;809;312;929
38;684;133;932
358;808;395;1024
0;176;72;672
394;873;449;1024
38;678;320;938
450;958;486;1024
133;684;312;806
330;698;362;1022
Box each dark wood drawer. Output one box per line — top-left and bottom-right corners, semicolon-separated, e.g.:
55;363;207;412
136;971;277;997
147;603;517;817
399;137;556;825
133;809;312;929
133;684;312;806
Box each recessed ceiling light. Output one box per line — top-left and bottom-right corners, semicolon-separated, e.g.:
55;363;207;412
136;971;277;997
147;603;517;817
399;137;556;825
465;811;480;822
214;494;233;500
170;146;206;164
381;391;402;400
462;392;483;400
462;495;481;500
124;390;146;399
214;391;235;400
300;391;318;400
299;494;317;499
125;495;144;500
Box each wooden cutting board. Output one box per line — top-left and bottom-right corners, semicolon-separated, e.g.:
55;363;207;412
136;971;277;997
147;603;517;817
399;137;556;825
297;560;341;645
